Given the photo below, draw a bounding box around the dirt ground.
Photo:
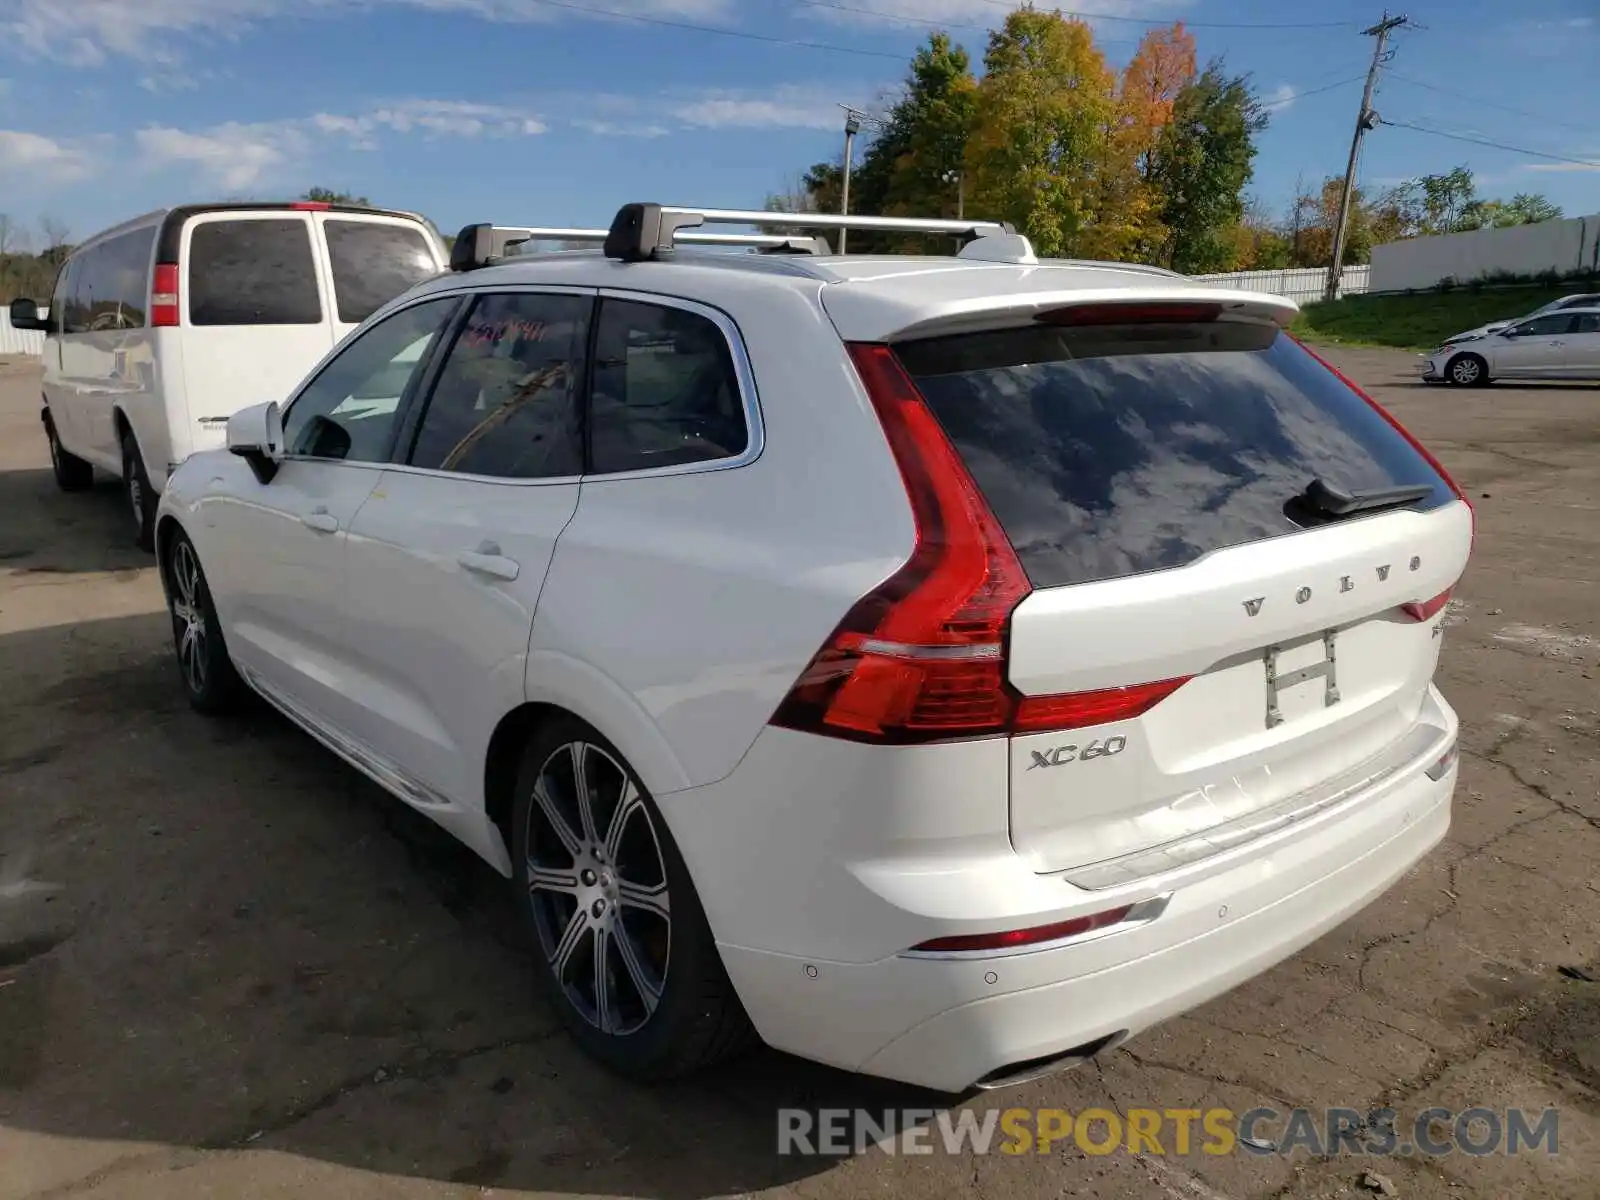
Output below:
[1,348,1597,1200]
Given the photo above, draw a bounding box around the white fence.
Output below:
[1370,214,1600,293]
[0,310,46,357]
[1191,265,1369,304]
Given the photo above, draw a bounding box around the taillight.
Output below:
[1402,588,1453,622]
[767,342,1188,745]
[150,263,179,327]
[292,200,331,210]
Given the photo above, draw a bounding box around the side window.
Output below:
[188,219,322,326]
[53,257,82,334]
[108,229,154,328]
[324,220,440,324]
[1575,313,1600,333]
[282,297,458,463]
[406,292,587,479]
[1514,314,1578,337]
[63,245,106,334]
[588,298,747,475]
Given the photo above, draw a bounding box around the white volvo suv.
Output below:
[154,203,1472,1093]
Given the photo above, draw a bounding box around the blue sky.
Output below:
[1,0,1596,247]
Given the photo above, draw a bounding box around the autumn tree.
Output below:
[1144,63,1266,272]
[883,34,978,220]
[964,9,1117,257]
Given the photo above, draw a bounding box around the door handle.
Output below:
[457,547,520,581]
[301,508,340,534]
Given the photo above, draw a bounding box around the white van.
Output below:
[7,202,448,549]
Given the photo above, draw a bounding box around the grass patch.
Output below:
[1291,286,1580,352]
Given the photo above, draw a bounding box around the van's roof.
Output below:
[75,202,439,257]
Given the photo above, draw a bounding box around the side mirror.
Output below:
[8,297,51,333]
[226,401,284,484]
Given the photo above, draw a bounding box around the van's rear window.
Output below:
[187,219,321,326]
[894,320,1453,589]
[325,221,438,323]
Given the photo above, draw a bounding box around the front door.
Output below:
[1491,312,1578,378]
[340,289,591,811]
[203,294,462,734]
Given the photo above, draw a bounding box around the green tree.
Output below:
[302,186,371,206]
[965,9,1118,257]
[881,33,978,220]
[1145,63,1267,272]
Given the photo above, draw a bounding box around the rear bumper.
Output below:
[673,691,1458,1094]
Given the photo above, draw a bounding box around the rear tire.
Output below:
[44,413,94,492]
[511,717,756,1080]
[1445,353,1489,388]
[121,429,158,552]
[164,528,245,715]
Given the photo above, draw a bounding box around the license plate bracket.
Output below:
[1264,629,1340,729]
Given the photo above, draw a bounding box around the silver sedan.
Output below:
[1421,307,1600,385]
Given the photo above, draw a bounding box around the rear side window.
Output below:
[187,219,321,326]
[324,220,439,323]
[895,319,1453,589]
[588,298,747,475]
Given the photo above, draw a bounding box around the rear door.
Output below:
[892,314,1472,878]
[315,213,445,345]
[179,212,337,443]
[1562,312,1600,377]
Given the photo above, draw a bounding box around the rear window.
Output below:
[895,319,1453,589]
[324,220,439,323]
[187,219,321,326]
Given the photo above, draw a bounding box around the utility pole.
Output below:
[839,106,864,254]
[1326,13,1410,301]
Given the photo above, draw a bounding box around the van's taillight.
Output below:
[1402,588,1453,622]
[292,201,331,210]
[150,264,179,327]
[767,343,1189,745]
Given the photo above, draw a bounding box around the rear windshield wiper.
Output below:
[1298,478,1433,518]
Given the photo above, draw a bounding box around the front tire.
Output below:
[1445,353,1489,387]
[121,429,158,552]
[165,529,245,715]
[511,719,755,1080]
[44,413,94,491]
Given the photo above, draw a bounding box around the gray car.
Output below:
[1422,307,1600,385]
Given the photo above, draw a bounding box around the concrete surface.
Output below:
[1,348,1596,1199]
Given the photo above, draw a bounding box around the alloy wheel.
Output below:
[169,540,208,694]
[524,741,671,1036]
[1450,357,1481,385]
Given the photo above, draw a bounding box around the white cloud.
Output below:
[2,0,738,64]
[799,0,1190,37]
[666,84,851,131]
[1265,83,1298,109]
[134,98,547,187]
[0,129,94,182]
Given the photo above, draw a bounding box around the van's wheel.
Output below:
[44,412,94,491]
[121,429,157,552]
[164,528,244,715]
[512,718,756,1080]
[1446,353,1489,387]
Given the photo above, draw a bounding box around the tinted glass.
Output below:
[59,255,89,334]
[283,297,456,463]
[1512,314,1577,336]
[188,219,321,326]
[86,230,153,329]
[325,220,439,323]
[1575,313,1600,333]
[589,298,746,475]
[408,292,587,479]
[896,320,1453,590]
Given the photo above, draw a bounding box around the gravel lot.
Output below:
[1,348,1597,1200]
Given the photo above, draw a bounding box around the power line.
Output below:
[972,0,1355,29]
[1261,74,1369,109]
[1385,71,1595,135]
[1378,118,1600,169]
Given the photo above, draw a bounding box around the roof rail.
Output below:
[449,223,831,271]
[602,203,1015,263]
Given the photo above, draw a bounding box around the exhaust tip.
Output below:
[971,1030,1128,1090]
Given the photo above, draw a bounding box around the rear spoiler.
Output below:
[829,286,1301,345]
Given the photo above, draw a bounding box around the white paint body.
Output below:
[157,248,1469,1092]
